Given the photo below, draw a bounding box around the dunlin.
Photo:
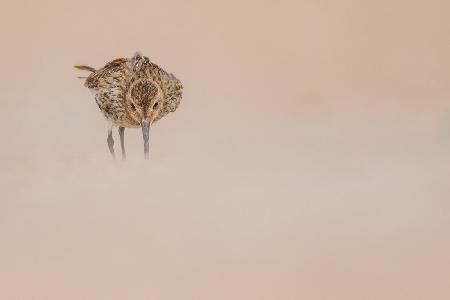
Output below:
[75,53,183,159]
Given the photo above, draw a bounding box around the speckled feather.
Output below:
[78,55,183,128]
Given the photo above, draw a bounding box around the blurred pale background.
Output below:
[1,0,450,299]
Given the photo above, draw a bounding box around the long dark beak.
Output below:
[141,119,151,159]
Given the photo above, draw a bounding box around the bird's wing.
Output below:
[85,58,130,89]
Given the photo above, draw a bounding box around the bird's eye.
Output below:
[153,102,159,109]
[131,103,136,111]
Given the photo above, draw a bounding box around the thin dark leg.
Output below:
[118,127,126,160]
[107,129,115,158]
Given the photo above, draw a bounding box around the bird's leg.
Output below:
[118,126,126,160]
[107,125,115,159]
[141,120,150,159]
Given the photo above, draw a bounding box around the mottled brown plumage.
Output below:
[75,53,183,159]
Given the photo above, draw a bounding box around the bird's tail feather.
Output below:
[74,65,96,72]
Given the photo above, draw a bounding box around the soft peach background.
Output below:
[1,0,450,299]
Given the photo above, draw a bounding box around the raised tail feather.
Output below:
[74,65,96,72]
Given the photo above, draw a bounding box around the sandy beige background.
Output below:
[1,0,450,299]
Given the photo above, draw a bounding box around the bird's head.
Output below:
[126,78,164,158]
[126,78,164,126]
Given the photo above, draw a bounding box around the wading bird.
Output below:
[75,53,183,159]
